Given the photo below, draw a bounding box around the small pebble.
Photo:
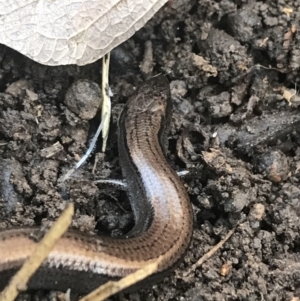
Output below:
[249,203,265,221]
[220,263,231,277]
[65,79,102,120]
[254,151,289,182]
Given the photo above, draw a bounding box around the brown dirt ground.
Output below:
[1,0,300,300]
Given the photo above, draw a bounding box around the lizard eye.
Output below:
[150,102,165,113]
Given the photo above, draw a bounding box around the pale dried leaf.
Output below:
[0,0,168,66]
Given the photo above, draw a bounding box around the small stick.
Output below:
[80,257,162,301]
[0,203,74,301]
[183,228,236,277]
[101,52,111,152]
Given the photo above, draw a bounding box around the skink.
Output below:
[0,75,193,294]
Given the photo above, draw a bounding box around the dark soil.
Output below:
[1,0,300,300]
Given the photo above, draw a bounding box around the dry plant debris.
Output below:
[0,0,168,66]
[80,257,162,301]
[183,228,236,277]
[0,204,74,301]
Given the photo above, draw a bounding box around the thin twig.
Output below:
[101,52,111,152]
[80,257,162,301]
[0,204,74,301]
[183,227,236,277]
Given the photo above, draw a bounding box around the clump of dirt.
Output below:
[0,0,300,300]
